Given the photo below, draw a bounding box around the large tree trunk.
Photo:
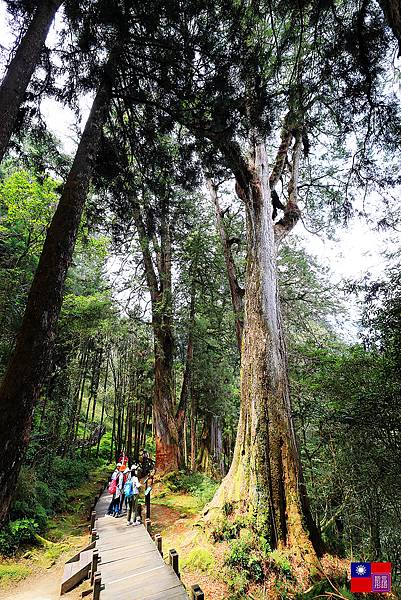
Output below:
[206,142,323,558]
[132,203,180,473]
[153,321,180,473]
[0,71,112,523]
[0,0,62,162]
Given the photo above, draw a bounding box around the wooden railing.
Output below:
[87,477,206,599]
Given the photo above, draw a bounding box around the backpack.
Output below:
[108,478,117,495]
[124,479,133,498]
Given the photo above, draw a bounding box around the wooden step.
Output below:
[60,548,93,595]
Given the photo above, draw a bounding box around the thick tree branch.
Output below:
[206,178,244,352]
[274,131,302,244]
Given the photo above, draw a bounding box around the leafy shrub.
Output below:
[248,554,264,581]
[225,568,249,599]
[226,538,252,568]
[212,515,247,541]
[51,456,88,489]
[269,549,292,577]
[0,519,39,556]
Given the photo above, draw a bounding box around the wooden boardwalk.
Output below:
[94,491,189,600]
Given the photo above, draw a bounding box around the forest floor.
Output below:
[0,464,109,600]
[1,476,397,600]
[0,476,230,600]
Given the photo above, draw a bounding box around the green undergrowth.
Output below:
[155,471,219,512]
[208,513,356,600]
[0,455,112,557]
[183,547,215,573]
[0,563,31,584]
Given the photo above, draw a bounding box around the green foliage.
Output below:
[0,563,30,583]
[0,519,39,556]
[225,537,264,582]
[183,547,215,572]
[162,471,218,508]
[225,568,249,599]
[225,537,252,568]
[269,549,292,577]
[212,515,248,542]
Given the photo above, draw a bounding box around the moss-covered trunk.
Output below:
[206,142,323,558]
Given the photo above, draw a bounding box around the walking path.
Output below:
[95,491,189,600]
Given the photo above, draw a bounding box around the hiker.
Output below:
[119,466,130,513]
[113,469,124,516]
[106,464,121,516]
[141,449,154,476]
[126,467,142,526]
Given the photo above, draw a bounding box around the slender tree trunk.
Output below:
[0,0,62,162]
[141,404,148,454]
[190,388,196,472]
[132,201,179,473]
[74,345,91,444]
[0,66,113,522]
[176,283,195,452]
[206,141,323,558]
[96,352,109,458]
[207,179,244,352]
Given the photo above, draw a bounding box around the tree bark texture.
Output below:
[207,179,244,352]
[153,321,179,472]
[380,0,401,54]
[176,282,195,453]
[206,141,323,558]
[0,70,112,523]
[132,203,180,473]
[0,0,62,162]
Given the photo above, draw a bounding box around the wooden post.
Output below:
[91,550,99,585]
[145,518,151,533]
[93,572,101,600]
[155,533,163,557]
[88,503,95,520]
[145,487,151,519]
[191,584,205,599]
[90,511,96,532]
[169,548,179,578]
[91,529,97,543]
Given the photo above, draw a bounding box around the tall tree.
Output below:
[0,0,63,162]
[0,51,118,522]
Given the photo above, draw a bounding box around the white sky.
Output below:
[1,1,399,342]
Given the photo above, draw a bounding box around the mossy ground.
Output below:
[153,477,401,600]
[2,470,399,600]
[0,462,111,597]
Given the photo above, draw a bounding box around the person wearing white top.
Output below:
[126,469,141,525]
